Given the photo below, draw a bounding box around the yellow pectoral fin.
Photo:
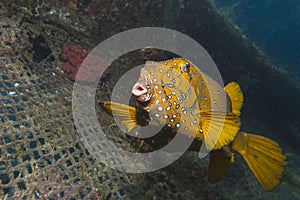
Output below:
[200,111,240,150]
[100,101,138,132]
[224,82,244,117]
[232,132,286,191]
[208,148,234,183]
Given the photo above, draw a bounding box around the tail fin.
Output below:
[232,132,286,191]
[224,82,244,117]
[100,101,138,132]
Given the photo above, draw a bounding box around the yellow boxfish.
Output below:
[100,58,286,191]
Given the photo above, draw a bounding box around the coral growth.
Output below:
[61,44,89,80]
[61,44,110,81]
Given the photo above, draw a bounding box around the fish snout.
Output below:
[132,83,148,96]
[132,82,151,102]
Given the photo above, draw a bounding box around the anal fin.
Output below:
[208,147,234,183]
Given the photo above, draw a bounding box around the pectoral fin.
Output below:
[100,101,138,132]
[199,111,240,150]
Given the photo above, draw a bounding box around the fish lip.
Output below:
[132,83,147,96]
[132,82,152,102]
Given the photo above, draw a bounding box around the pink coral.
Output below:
[61,44,109,81]
[61,44,89,80]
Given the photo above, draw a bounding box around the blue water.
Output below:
[214,0,300,80]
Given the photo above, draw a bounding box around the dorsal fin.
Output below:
[224,82,244,116]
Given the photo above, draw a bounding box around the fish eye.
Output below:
[181,63,190,73]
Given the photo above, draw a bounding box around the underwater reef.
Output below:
[0,0,299,199]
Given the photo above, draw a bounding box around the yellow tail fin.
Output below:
[232,132,286,191]
[100,101,138,132]
[224,82,244,117]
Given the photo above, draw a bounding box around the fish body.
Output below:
[131,58,239,149]
[101,58,285,191]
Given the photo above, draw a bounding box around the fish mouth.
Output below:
[132,82,152,102]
